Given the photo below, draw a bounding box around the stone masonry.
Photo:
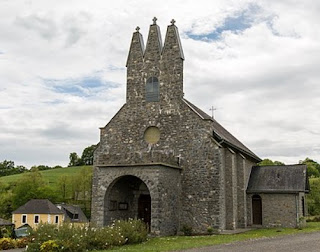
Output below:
[91,18,264,235]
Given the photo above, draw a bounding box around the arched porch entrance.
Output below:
[104,175,151,228]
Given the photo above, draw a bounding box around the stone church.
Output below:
[91,18,309,235]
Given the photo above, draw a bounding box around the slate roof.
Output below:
[247,164,309,193]
[12,199,64,214]
[183,98,261,161]
[0,218,13,226]
[56,204,88,223]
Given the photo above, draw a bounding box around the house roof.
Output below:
[247,164,309,193]
[12,199,64,214]
[182,98,261,161]
[56,204,88,223]
[0,218,13,226]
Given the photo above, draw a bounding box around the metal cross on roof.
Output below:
[171,19,176,25]
[209,106,217,119]
[153,17,157,24]
[135,26,140,32]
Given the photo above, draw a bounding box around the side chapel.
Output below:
[91,18,309,235]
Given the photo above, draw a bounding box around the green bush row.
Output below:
[27,219,148,251]
[0,237,29,250]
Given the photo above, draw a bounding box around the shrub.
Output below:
[83,225,126,250]
[0,227,13,238]
[207,226,214,235]
[181,225,193,236]
[16,237,29,248]
[26,219,148,251]
[40,240,59,252]
[0,237,16,250]
[113,219,148,244]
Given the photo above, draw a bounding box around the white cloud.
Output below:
[0,0,319,167]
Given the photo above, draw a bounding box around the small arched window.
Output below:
[146,77,159,102]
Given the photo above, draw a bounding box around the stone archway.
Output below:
[104,175,151,228]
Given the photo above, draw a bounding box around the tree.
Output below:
[11,170,58,210]
[58,175,70,201]
[81,144,97,165]
[258,159,285,166]
[0,160,15,176]
[0,160,27,177]
[68,152,82,167]
[69,166,93,217]
[0,182,13,219]
[307,178,320,215]
[299,158,320,178]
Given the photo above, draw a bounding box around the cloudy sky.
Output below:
[0,0,319,168]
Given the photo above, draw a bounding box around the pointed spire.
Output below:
[160,19,184,100]
[144,17,162,62]
[162,19,184,60]
[126,26,145,103]
[126,26,144,67]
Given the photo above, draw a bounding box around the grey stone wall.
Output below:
[92,21,259,235]
[252,193,298,228]
[224,148,237,229]
[236,154,246,228]
[91,165,181,235]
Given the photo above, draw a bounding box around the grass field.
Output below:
[105,222,320,252]
[0,165,93,187]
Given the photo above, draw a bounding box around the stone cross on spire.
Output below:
[153,17,157,25]
[135,26,140,32]
[171,19,176,25]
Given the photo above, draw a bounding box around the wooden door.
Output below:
[138,194,151,229]
[252,195,262,225]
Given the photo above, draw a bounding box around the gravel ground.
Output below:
[178,231,320,252]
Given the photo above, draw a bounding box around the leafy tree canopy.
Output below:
[68,152,82,167]
[81,144,97,165]
[11,169,58,210]
[300,157,320,178]
[69,144,97,167]
[0,160,27,177]
[258,159,285,166]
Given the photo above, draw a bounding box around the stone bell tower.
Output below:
[126,17,184,106]
[91,18,186,235]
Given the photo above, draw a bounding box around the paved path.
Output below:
[178,232,320,252]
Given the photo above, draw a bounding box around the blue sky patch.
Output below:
[45,76,119,97]
[187,4,260,41]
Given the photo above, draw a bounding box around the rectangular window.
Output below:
[22,215,27,224]
[54,215,59,224]
[34,215,39,224]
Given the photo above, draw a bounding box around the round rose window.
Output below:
[144,126,160,144]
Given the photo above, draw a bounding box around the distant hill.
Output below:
[0,165,93,188]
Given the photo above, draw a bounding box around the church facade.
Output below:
[91,19,308,235]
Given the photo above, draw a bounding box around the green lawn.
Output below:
[105,222,320,252]
[0,165,92,188]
